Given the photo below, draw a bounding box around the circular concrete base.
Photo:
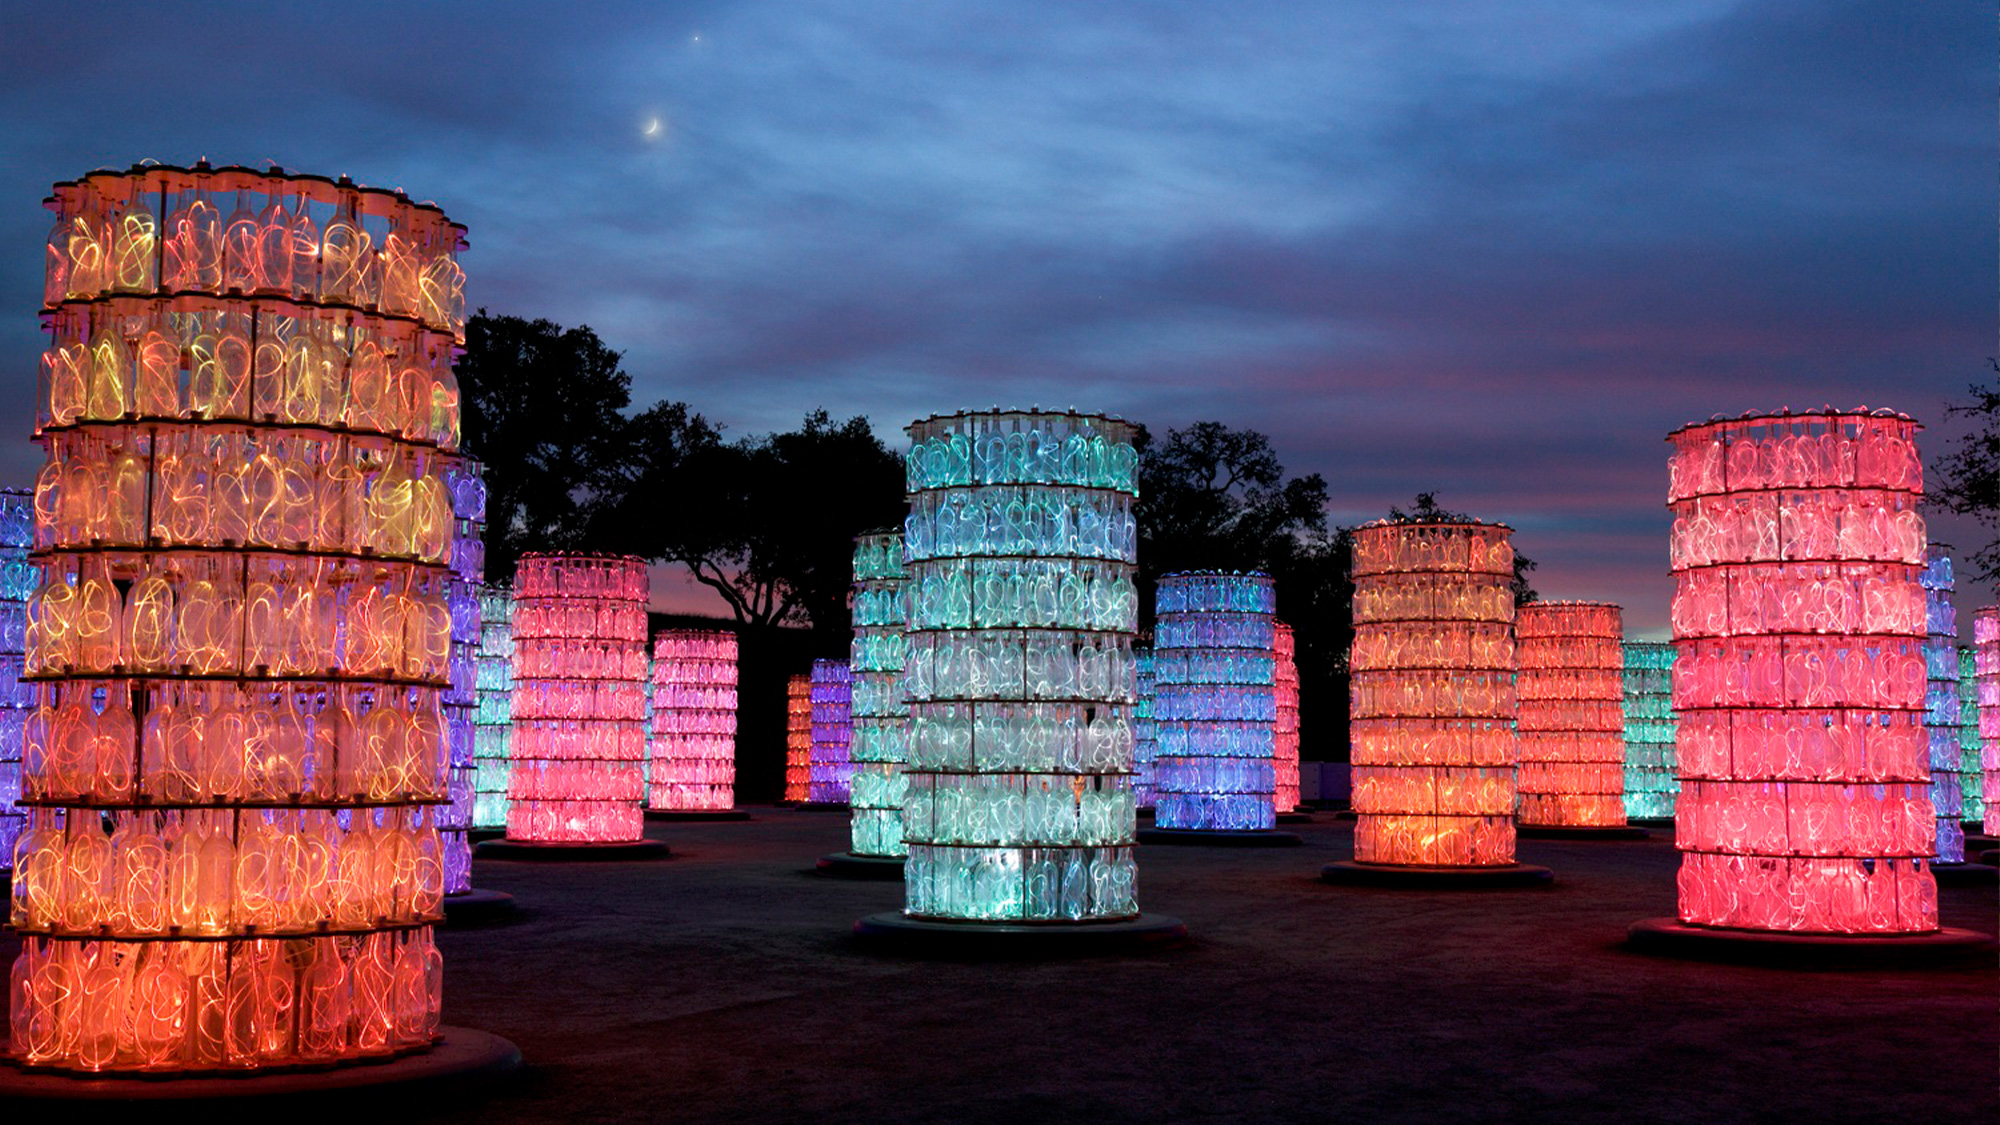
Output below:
[1137,827,1304,847]
[645,808,751,822]
[794,801,849,813]
[0,1027,520,1100]
[1321,860,1555,889]
[853,912,1188,955]
[442,888,518,925]
[1932,862,1999,886]
[817,852,906,880]
[1628,817,1675,830]
[1963,834,1998,854]
[1330,809,1357,821]
[475,838,671,861]
[1275,810,1315,824]
[1626,917,1996,968]
[467,827,506,845]
[1517,824,1652,841]
[1978,850,1999,868]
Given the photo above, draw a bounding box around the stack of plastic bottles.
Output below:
[808,659,853,804]
[1273,622,1301,814]
[1619,641,1678,821]
[1920,548,1965,863]
[1960,646,1983,825]
[899,410,1141,922]
[0,490,30,871]
[848,531,908,856]
[1979,607,2000,837]
[438,458,485,893]
[1133,648,1157,811]
[506,554,648,844]
[472,586,514,830]
[1515,601,1627,828]
[1667,409,1935,933]
[784,673,811,803]
[647,630,738,811]
[13,164,464,1071]
[1348,520,1520,866]
[1151,572,1277,832]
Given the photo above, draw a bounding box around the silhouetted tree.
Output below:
[614,410,905,633]
[1385,492,1539,605]
[1135,421,1331,628]
[1930,363,2000,583]
[456,311,713,583]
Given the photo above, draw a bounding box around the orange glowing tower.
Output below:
[1514,601,1641,837]
[14,164,469,1071]
[783,672,812,803]
[1325,519,1551,886]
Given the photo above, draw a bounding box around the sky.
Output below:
[0,0,1990,635]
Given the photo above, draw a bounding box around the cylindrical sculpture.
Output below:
[472,586,514,830]
[1920,549,1965,863]
[808,659,853,805]
[1273,621,1301,815]
[1346,520,1520,867]
[1133,648,1157,811]
[647,630,738,812]
[1620,641,1678,821]
[1960,646,1984,826]
[439,457,485,894]
[897,409,1140,922]
[506,554,648,844]
[783,673,811,803]
[0,490,30,871]
[14,164,466,1070]
[848,532,908,857]
[1151,571,1277,832]
[1515,601,1627,829]
[1978,607,2000,837]
[1666,409,1934,933]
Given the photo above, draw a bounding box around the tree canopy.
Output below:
[1930,364,2000,582]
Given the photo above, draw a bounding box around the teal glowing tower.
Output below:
[848,531,909,857]
[0,489,28,870]
[1960,646,1983,825]
[1620,641,1677,821]
[472,585,514,830]
[897,410,1142,922]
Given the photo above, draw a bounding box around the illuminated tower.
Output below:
[1133,648,1158,812]
[646,629,743,819]
[1632,409,1986,961]
[1514,601,1642,837]
[783,672,811,803]
[1273,621,1302,816]
[438,457,483,894]
[1141,571,1300,845]
[472,585,514,830]
[1959,646,1984,827]
[0,489,29,872]
[483,553,664,858]
[1620,641,1678,822]
[9,163,515,1076]
[821,531,908,874]
[1979,607,2000,839]
[806,658,853,806]
[1326,519,1550,886]
[857,409,1184,950]
[1919,549,1966,865]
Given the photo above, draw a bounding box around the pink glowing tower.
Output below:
[1514,601,1634,833]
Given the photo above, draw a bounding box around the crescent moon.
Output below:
[643,117,662,137]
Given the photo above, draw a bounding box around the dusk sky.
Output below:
[0,1,1989,633]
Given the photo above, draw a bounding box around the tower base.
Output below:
[1321,860,1555,889]
[794,802,850,813]
[853,912,1188,956]
[1626,918,1996,968]
[817,852,906,879]
[442,888,519,925]
[475,838,671,862]
[1137,827,1304,847]
[0,1027,521,1100]
[1275,810,1316,825]
[645,808,752,822]
[1517,824,1652,841]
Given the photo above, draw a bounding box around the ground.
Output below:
[412,810,1995,1124]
